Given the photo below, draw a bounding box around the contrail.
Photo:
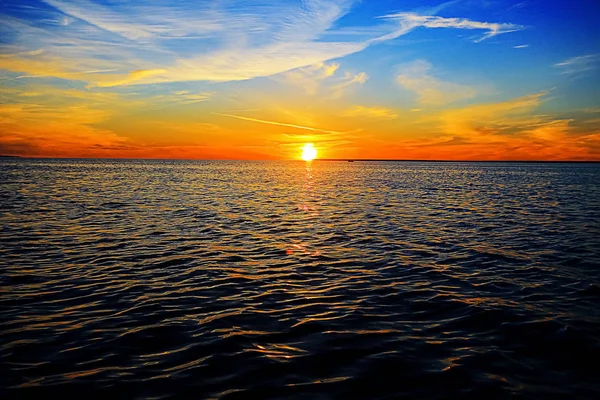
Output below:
[212,112,341,134]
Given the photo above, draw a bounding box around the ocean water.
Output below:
[1,159,600,399]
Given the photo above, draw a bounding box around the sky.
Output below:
[1,0,599,160]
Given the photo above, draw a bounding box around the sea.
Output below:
[1,158,599,399]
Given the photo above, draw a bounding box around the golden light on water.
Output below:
[301,143,317,161]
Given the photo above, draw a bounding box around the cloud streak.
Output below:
[42,0,154,40]
[376,12,524,43]
[342,106,398,120]
[212,112,342,134]
[555,54,600,75]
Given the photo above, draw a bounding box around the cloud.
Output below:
[1,1,524,86]
[92,69,167,87]
[328,70,368,97]
[555,54,600,75]
[342,106,398,120]
[380,92,600,160]
[0,83,158,157]
[143,91,213,107]
[396,60,477,105]
[41,0,367,86]
[40,0,226,40]
[275,62,367,98]
[514,44,529,49]
[0,85,121,104]
[92,42,368,87]
[339,71,368,86]
[41,0,155,40]
[170,91,212,103]
[0,51,121,82]
[378,12,524,43]
[0,99,131,157]
[276,62,340,95]
[438,91,548,139]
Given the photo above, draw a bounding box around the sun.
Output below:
[301,143,317,161]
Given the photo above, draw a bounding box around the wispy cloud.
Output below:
[0,49,123,82]
[342,106,398,120]
[331,71,368,95]
[423,0,463,15]
[40,0,224,40]
[212,112,342,134]
[378,12,524,43]
[273,62,368,99]
[438,91,548,140]
[555,54,600,75]
[170,91,212,103]
[276,62,341,95]
[92,69,167,87]
[1,1,524,86]
[396,60,477,105]
[146,91,213,107]
[0,85,134,157]
[514,44,529,49]
[42,0,154,40]
[385,92,600,161]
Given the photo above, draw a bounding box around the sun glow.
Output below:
[301,143,317,161]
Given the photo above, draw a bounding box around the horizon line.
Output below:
[1,155,599,163]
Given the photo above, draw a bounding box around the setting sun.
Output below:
[301,143,317,161]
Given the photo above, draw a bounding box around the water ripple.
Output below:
[1,159,600,399]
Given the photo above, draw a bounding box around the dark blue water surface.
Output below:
[1,159,600,399]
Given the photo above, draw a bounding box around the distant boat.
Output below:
[348,160,354,162]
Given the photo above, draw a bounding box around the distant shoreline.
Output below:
[315,159,600,163]
[1,156,598,163]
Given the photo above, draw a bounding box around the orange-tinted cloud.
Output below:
[368,93,600,161]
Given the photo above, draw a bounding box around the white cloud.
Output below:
[555,54,600,75]
[329,71,368,98]
[42,0,155,40]
[378,12,524,43]
[270,61,368,99]
[41,0,225,40]
[396,60,477,105]
[276,62,339,95]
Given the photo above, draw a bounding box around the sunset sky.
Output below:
[1,0,599,160]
